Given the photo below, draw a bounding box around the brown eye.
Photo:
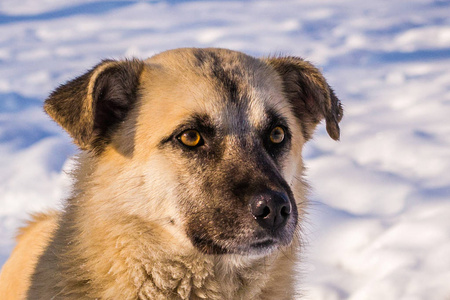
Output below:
[269,126,285,144]
[179,130,202,147]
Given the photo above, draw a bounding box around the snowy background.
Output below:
[1,0,449,299]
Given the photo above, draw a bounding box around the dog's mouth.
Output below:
[249,238,276,249]
[192,236,230,255]
[191,234,287,256]
[188,212,298,256]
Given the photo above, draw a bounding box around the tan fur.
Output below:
[0,212,58,300]
[0,48,342,299]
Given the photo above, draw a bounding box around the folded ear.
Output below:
[265,56,343,141]
[44,59,144,152]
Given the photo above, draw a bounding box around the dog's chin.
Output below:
[192,236,290,256]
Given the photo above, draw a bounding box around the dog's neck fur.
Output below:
[28,152,299,299]
[33,205,298,299]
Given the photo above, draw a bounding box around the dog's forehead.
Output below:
[140,48,288,133]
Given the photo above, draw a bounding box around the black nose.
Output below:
[250,191,292,230]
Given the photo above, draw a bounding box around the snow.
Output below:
[1,0,449,299]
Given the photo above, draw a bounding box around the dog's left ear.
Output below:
[265,57,343,141]
[44,59,144,152]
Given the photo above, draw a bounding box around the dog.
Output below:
[0,48,343,299]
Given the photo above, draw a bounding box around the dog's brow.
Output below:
[181,113,215,132]
[158,113,215,146]
[264,109,289,130]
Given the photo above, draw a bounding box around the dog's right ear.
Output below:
[265,56,343,141]
[44,59,144,152]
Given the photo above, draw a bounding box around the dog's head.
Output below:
[45,48,342,256]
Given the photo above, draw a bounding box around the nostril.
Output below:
[280,203,291,217]
[262,206,271,218]
[251,199,271,219]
